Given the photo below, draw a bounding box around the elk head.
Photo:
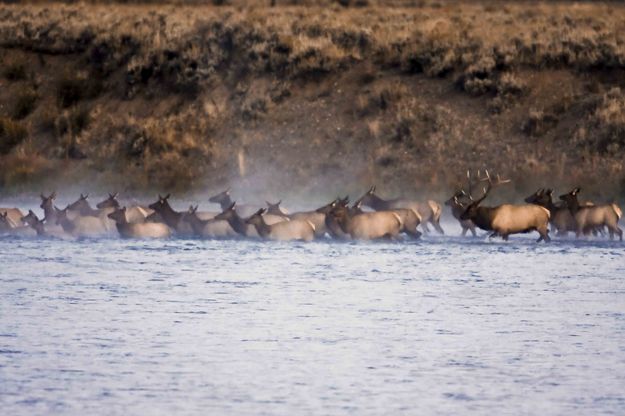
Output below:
[459,170,510,220]
[97,192,120,209]
[356,186,376,206]
[558,187,581,211]
[245,208,267,226]
[265,200,288,216]
[316,197,349,214]
[40,191,57,210]
[107,207,127,223]
[214,202,237,221]
[209,188,231,204]
[148,194,171,211]
[67,193,91,211]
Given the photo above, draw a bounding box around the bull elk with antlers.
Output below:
[459,171,551,242]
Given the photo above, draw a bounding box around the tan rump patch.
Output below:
[135,206,149,218]
[427,200,441,220]
[391,212,403,227]
[306,220,316,232]
[409,208,422,223]
[538,206,551,220]
[612,204,622,220]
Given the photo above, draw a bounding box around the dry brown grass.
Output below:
[0,2,624,197]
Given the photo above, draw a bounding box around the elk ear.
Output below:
[537,188,544,195]
[29,209,35,215]
[227,201,236,211]
[277,200,282,205]
[266,201,272,207]
[51,191,56,199]
[546,189,553,196]
[572,187,580,196]
[40,193,45,200]
[84,193,89,199]
[369,185,376,194]
[225,187,231,195]
[122,206,127,212]
[164,193,171,200]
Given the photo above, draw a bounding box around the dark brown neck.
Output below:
[58,216,76,233]
[42,203,58,222]
[156,203,182,228]
[365,194,392,210]
[566,197,581,216]
[251,217,271,237]
[469,206,497,231]
[219,195,234,210]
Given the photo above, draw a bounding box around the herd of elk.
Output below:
[0,181,621,242]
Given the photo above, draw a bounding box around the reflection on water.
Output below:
[1,234,624,415]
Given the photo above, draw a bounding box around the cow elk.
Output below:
[327,203,402,240]
[148,194,194,236]
[96,193,154,224]
[209,188,257,217]
[559,188,622,241]
[107,207,171,239]
[55,206,111,238]
[0,211,35,236]
[213,202,260,237]
[315,197,351,239]
[266,200,327,238]
[22,210,72,239]
[353,191,422,239]
[358,186,443,234]
[181,205,239,239]
[0,207,25,227]
[40,192,60,223]
[245,208,315,242]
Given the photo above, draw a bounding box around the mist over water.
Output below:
[1,229,624,415]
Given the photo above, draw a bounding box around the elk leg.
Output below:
[431,220,445,235]
[488,232,498,239]
[406,229,422,240]
[537,228,550,243]
[461,227,467,237]
[421,222,431,234]
[502,234,509,241]
[470,226,477,237]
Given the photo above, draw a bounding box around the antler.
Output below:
[474,169,511,202]
[465,169,491,201]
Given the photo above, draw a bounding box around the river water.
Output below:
[1,229,624,415]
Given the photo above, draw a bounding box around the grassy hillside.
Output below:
[1,1,625,201]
